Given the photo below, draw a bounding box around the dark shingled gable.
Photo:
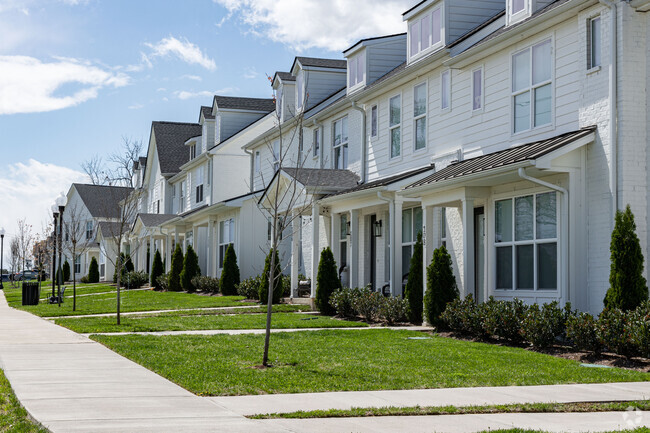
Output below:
[275,72,295,82]
[137,213,176,228]
[200,106,215,120]
[214,96,275,112]
[295,56,347,70]
[282,168,360,190]
[151,121,203,176]
[73,184,133,219]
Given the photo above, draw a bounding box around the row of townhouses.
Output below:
[61,0,650,314]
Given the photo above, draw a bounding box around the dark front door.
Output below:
[370,214,377,290]
[474,207,485,303]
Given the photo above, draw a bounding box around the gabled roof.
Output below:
[343,32,407,55]
[200,106,214,121]
[137,213,176,228]
[73,184,133,219]
[326,165,434,198]
[282,168,360,190]
[406,127,596,190]
[294,56,347,70]
[275,72,295,82]
[151,121,203,176]
[97,221,124,238]
[213,96,275,112]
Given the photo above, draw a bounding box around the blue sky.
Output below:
[0,0,410,258]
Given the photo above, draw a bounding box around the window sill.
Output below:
[586,65,601,75]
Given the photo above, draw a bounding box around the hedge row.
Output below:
[330,286,409,324]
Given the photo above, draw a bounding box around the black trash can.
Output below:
[21,282,40,306]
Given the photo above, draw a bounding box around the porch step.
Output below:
[286,297,315,310]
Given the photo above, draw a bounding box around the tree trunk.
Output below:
[262,247,276,367]
[72,245,77,311]
[116,256,121,325]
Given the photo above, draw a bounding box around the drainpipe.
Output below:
[377,191,394,293]
[244,148,254,193]
[517,168,570,304]
[599,0,618,224]
[351,102,367,183]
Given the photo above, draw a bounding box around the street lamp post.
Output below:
[55,193,67,307]
[0,227,5,290]
[51,204,59,299]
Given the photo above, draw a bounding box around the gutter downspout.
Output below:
[351,102,367,183]
[377,191,394,293]
[244,148,254,193]
[518,168,570,304]
[600,0,618,224]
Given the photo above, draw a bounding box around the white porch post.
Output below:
[422,204,434,297]
[149,234,154,273]
[310,203,320,298]
[350,209,360,289]
[207,220,214,277]
[165,233,172,272]
[291,212,300,298]
[393,199,403,296]
[462,198,475,298]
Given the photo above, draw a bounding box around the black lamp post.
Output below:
[55,193,67,307]
[51,204,59,299]
[0,227,5,290]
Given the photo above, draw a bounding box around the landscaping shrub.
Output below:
[483,297,528,342]
[88,257,99,283]
[316,247,341,315]
[424,245,458,326]
[604,205,649,311]
[282,274,292,297]
[521,302,565,349]
[330,287,360,318]
[379,296,409,324]
[180,245,200,293]
[192,275,220,293]
[404,232,423,325]
[80,275,89,284]
[597,307,638,358]
[169,244,184,292]
[259,249,282,304]
[219,244,240,296]
[156,273,170,291]
[119,271,148,289]
[113,253,134,284]
[150,250,164,290]
[631,302,650,358]
[566,312,602,354]
[63,260,70,282]
[352,286,383,322]
[237,276,261,300]
[440,294,488,337]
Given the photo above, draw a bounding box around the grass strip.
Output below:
[249,400,650,419]
[0,369,48,433]
[479,429,649,433]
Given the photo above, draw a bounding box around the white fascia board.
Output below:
[534,133,594,169]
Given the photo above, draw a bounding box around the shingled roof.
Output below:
[283,168,360,190]
[295,56,347,70]
[97,221,125,238]
[200,106,215,120]
[73,184,133,219]
[137,213,176,228]
[151,121,203,176]
[214,96,275,112]
[275,72,295,82]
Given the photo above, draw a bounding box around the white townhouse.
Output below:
[62,183,132,281]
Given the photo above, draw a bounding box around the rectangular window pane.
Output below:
[413,207,423,240]
[532,40,552,85]
[390,127,401,158]
[389,96,400,127]
[402,208,413,243]
[512,0,525,13]
[342,116,348,142]
[415,118,426,150]
[441,207,447,239]
[340,241,347,267]
[534,83,552,127]
[340,214,348,240]
[357,51,365,83]
[515,195,534,241]
[591,17,601,68]
[536,192,557,239]
[414,84,426,117]
[371,105,378,136]
[472,69,482,110]
[441,71,450,109]
[496,246,513,289]
[513,50,530,92]
[334,120,341,146]
[514,91,531,133]
[402,245,412,276]
[432,8,441,45]
[410,21,419,56]
[421,14,430,50]
[495,199,513,243]
[516,244,534,289]
[538,243,557,290]
[349,58,356,86]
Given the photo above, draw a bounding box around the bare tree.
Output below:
[16,218,34,281]
[83,137,142,187]
[81,155,107,186]
[8,237,20,287]
[62,203,94,311]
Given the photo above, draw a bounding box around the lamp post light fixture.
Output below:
[51,204,59,299]
[55,193,67,307]
[0,227,5,290]
[373,220,383,237]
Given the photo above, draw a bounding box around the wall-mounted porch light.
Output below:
[373,220,383,237]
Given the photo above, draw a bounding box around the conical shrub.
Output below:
[405,232,423,324]
[88,257,99,283]
[424,245,458,326]
[150,250,164,290]
[220,244,240,295]
[169,244,184,291]
[180,244,200,292]
[316,247,340,315]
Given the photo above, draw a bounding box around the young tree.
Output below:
[424,245,458,326]
[8,237,20,287]
[315,247,340,315]
[88,257,99,283]
[16,218,34,281]
[62,203,94,310]
[220,244,240,295]
[180,244,200,292]
[259,249,283,304]
[150,249,164,290]
[604,205,649,310]
[169,244,184,291]
[405,232,424,325]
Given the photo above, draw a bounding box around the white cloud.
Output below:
[128,103,144,110]
[181,74,202,81]
[213,0,410,52]
[173,87,237,99]
[0,159,88,261]
[0,55,130,115]
[243,66,258,80]
[144,36,216,71]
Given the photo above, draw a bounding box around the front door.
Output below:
[474,207,485,303]
[370,214,377,291]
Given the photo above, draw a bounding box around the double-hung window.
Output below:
[495,192,558,291]
[588,16,601,69]
[389,95,401,158]
[333,116,348,169]
[339,214,348,268]
[402,207,423,274]
[348,51,366,88]
[190,144,196,160]
[272,140,280,172]
[86,221,93,240]
[512,0,526,14]
[74,255,81,274]
[219,218,234,268]
[179,181,185,213]
[409,7,442,59]
[313,129,320,158]
[413,83,427,151]
[472,68,483,111]
[195,166,204,203]
[441,70,451,110]
[370,105,378,137]
[512,39,553,133]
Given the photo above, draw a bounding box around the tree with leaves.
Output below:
[220,244,240,295]
[315,247,340,315]
[405,232,424,325]
[88,257,99,283]
[425,245,458,326]
[180,244,200,292]
[604,205,649,310]
[150,249,164,290]
[169,244,183,291]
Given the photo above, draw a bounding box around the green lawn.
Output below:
[56,312,367,333]
[92,329,650,396]
[0,369,47,433]
[6,288,250,317]
[4,283,120,304]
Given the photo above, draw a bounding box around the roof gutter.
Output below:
[351,101,367,183]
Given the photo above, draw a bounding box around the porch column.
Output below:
[165,234,171,272]
[331,213,339,268]
[350,209,360,289]
[393,199,403,296]
[206,220,214,277]
[462,198,475,298]
[149,234,154,273]
[422,204,434,298]
[310,203,320,298]
[291,212,300,297]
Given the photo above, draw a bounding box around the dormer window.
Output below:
[512,0,525,14]
[348,50,366,89]
[507,0,530,25]
[409,6,442,60]
[190,144,196,159]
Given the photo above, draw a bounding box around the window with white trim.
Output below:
[179,181,185,213]
[313,129,320,158]
[495,192,557,291]
[86,220,93,240]
[337,214,347,270]
[190,144,196,160]
[348,51,366,88]
[512,0,526,14]
[512,39,552,133]
[195,166,204,203]
[402,207,423,276]
[472,67,483,111]
[389,95,401,158]
[409,7,442,59]
[255,151,261,173]
[74,255,81,274]
[273,140,280,172]
[333,116,348,169]
[588,16,601,69]
[413,83,427,151]
[219,218,234,268]
[441,70,451,110]
[440,207,447,248]
[370,105,378,137]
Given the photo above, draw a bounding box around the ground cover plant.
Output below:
[56,311,367,333]
[91,329,649,396]
[0,368,48,433]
